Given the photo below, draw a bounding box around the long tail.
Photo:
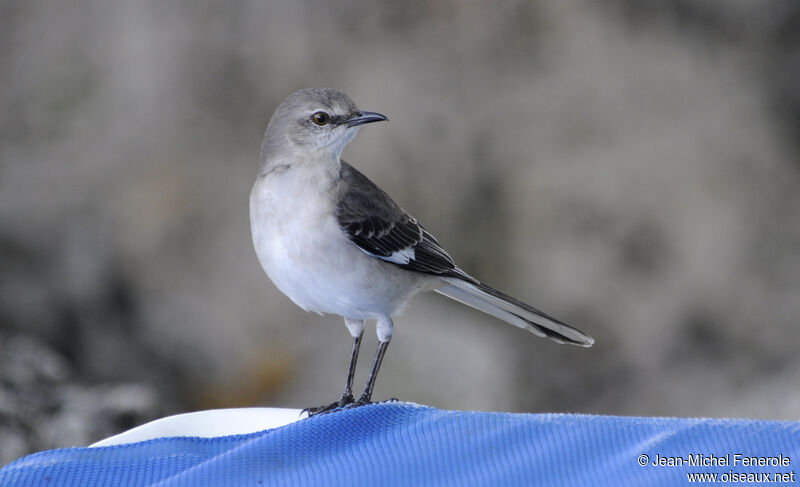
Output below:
[435,277,594,347]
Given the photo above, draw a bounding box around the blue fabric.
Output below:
[1,403,798,486]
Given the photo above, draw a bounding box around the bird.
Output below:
[249,88,593,415]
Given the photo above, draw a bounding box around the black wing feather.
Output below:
[336,161,473,281]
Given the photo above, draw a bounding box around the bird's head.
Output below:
[263,88,387,161]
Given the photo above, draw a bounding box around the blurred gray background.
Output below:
[2,0,800,463]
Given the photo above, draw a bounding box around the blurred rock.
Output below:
[0,332,166,465]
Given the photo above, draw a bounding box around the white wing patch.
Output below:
[354,244,416,265]
[386,246,416,264]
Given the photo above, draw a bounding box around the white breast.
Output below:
[249,167,430,320]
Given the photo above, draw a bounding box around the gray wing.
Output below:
[336,161,474,281]
[336,162,594,347]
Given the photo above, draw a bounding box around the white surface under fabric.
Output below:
[90,408,307,447]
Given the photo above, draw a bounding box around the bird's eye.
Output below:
[312,111,330,126]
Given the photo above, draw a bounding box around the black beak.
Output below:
[347,111,388,128]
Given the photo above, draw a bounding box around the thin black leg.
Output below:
[304,332,363,416]
[357,339,390,404]
[340,333,362,403]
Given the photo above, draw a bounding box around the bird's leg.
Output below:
[356,340,389,405]
[356,316,393,405]
[304,319,364,416]
[340,319,364,404]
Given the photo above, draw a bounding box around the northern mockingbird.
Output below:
[250,88,593,415]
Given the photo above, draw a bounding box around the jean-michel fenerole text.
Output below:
[651,453,790,467]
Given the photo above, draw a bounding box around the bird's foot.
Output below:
[303,393,355,417]
[303,396,402,417]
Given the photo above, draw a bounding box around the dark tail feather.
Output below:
[435,277,594,347]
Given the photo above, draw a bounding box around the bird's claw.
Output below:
[303,393,356,417]
[303,396,401,417]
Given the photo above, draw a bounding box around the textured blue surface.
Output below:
[1,403,798,486]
